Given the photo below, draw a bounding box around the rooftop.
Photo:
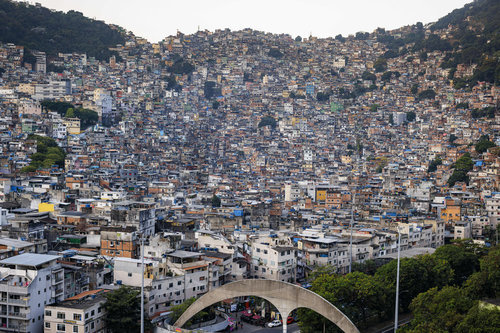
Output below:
[0,253,60,267]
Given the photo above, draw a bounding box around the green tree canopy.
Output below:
[475,136,496,154]
[211,194,221,208]
[433,243,480,285]
[258,116,277,129]
[404,286,473,332]
[103,286,141,333]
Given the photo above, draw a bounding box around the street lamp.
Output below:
[394,227,401,332]
[348,189,356,273]
[140,233,145,333]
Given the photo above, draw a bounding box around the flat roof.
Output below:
[167,250,202,259]
[0,253,60,267]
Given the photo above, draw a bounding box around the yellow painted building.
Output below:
[39,202,54,212]
[62,118,80,135]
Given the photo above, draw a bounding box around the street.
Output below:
[236,322,300,333]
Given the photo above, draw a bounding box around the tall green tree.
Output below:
[103,286,141,333]
[404,286,473,333]
[433,243,480,285]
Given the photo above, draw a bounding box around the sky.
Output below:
[25,0,473,43]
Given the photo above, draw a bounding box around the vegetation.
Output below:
[0,0,124,60]
[406,111,416,122]
[41,100,98,130]
[203,81,220,100]
[258,115,277,129]
[373,58,387,72]
[471,106,496,119]
[211,194,221,208]
[169,297,214,327]
[316,90,332,102]
[448,153,474,187]
[167,54,195,75]
[268,48,283,59]
[417,89,436,100]
[427,157,442,173]
[475,135,496,154]
[21,135,65,172]
[299,242,496,333]
[103,286,142,333]
[361,71,377,83]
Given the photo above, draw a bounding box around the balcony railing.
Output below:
[0,298,29,306]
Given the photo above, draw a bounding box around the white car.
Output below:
[267,319,282,327]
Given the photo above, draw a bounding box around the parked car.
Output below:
[267,319,282,327]
[287,316,294,324]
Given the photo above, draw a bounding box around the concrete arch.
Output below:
[174,279,359,333]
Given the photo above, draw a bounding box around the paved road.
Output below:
[237,322,299,333]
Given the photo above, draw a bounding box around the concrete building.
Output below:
[0,254,64,333]
[44,289,107,333]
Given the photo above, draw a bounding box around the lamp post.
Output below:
[348,190,356,273]
[394,227,401,332]
[140,233,145,333]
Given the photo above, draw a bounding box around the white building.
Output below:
[33,80,71,100]
[44,290,107,333]
[0,254,64,333]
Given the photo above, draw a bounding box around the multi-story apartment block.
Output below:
[44,289,107,333]
[251,242,297,282]
[0,254,64,333]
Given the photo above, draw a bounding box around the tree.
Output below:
[258,116,277,129]
[406,111,416,122]
[374,58,387,72]
[211,194,221,208]
[405,286,473,332]
[169,297,212,327]
[370,104,379,112]
[418,89,436,100]
[448,153,474,186]
[268,48,283,59]
[434,244,480,285]
[410,84,419,94]
[456,302,500,333]
[428,157,442,173]
[361,71,376,82]
[299,272,391,332]
[464,246,500,299]
[103,286,141,333]
[475,137,496,154]
[374,256,452,312]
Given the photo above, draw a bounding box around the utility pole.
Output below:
[394,228,401,332]
[141,234,145,333]
[349,159,357,274]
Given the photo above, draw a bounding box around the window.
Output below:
[73,326,79,332]
[128,273,132,277]
[91,310,95,316]
[57,312,65,319]
[74,314,82,320]
[45,322,50,328]
[45,310,52,316]
[98,307,102,313]
[57,323,66,331]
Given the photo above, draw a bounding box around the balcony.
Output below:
[0,311,28,318]
[0,284,28,295]
[0,298,29,306]
[0,323,28,332]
